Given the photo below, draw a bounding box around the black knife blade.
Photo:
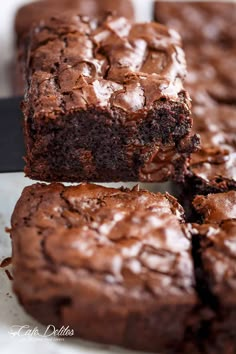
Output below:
[0,97,25,172]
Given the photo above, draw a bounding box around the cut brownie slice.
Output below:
[22,14,198,183]
[14,0,134,95]
[154,1,236,48]
[11,183,199,352]
[191,219,236,353]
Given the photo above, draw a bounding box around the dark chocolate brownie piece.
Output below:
[193,191,236,224]
[191,219,236,353]
[154,1,236,48]
[11,183,199,352]
[14,0,134,96]
[189,103,236,194]
[22,14,197,183]
[187,191,236,351]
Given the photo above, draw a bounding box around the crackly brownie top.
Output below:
[193,191,236,224]
[12,183,196,303]
[23,15,189,119]
[15,0,134,39]
[155,1,236,46]
[190,104,236,183]
[191,219,236,303]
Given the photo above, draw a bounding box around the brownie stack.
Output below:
[9,1,236,353]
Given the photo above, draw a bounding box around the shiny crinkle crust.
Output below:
[23,15,189,119]
[11,183,197,351]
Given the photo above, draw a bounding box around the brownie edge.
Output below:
[11,183,199,353]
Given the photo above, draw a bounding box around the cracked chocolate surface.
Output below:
[14,0,134,95]
[11,183,198,352]
[11,184,236,352]
[24,15,188,116]
[22,14,197,183]
[154,2,236,105]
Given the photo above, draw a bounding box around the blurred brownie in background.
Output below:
[15,0,134,41]
[154,2,236,104]
[154,1,236,219]
[185,44,236,106]
[22,14,198,183]
[187,103,236,195]
[174,103,236,221]
[13,0,134,95]
[154,1,236,48]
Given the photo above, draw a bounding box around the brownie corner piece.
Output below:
[11,182,198,352]
[23,14,197,183]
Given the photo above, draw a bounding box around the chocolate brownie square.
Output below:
[188,191,236,352]
[22,14,198,183]
[191,219,236,354]
[14,0,134,95]
[11,183,199,352]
